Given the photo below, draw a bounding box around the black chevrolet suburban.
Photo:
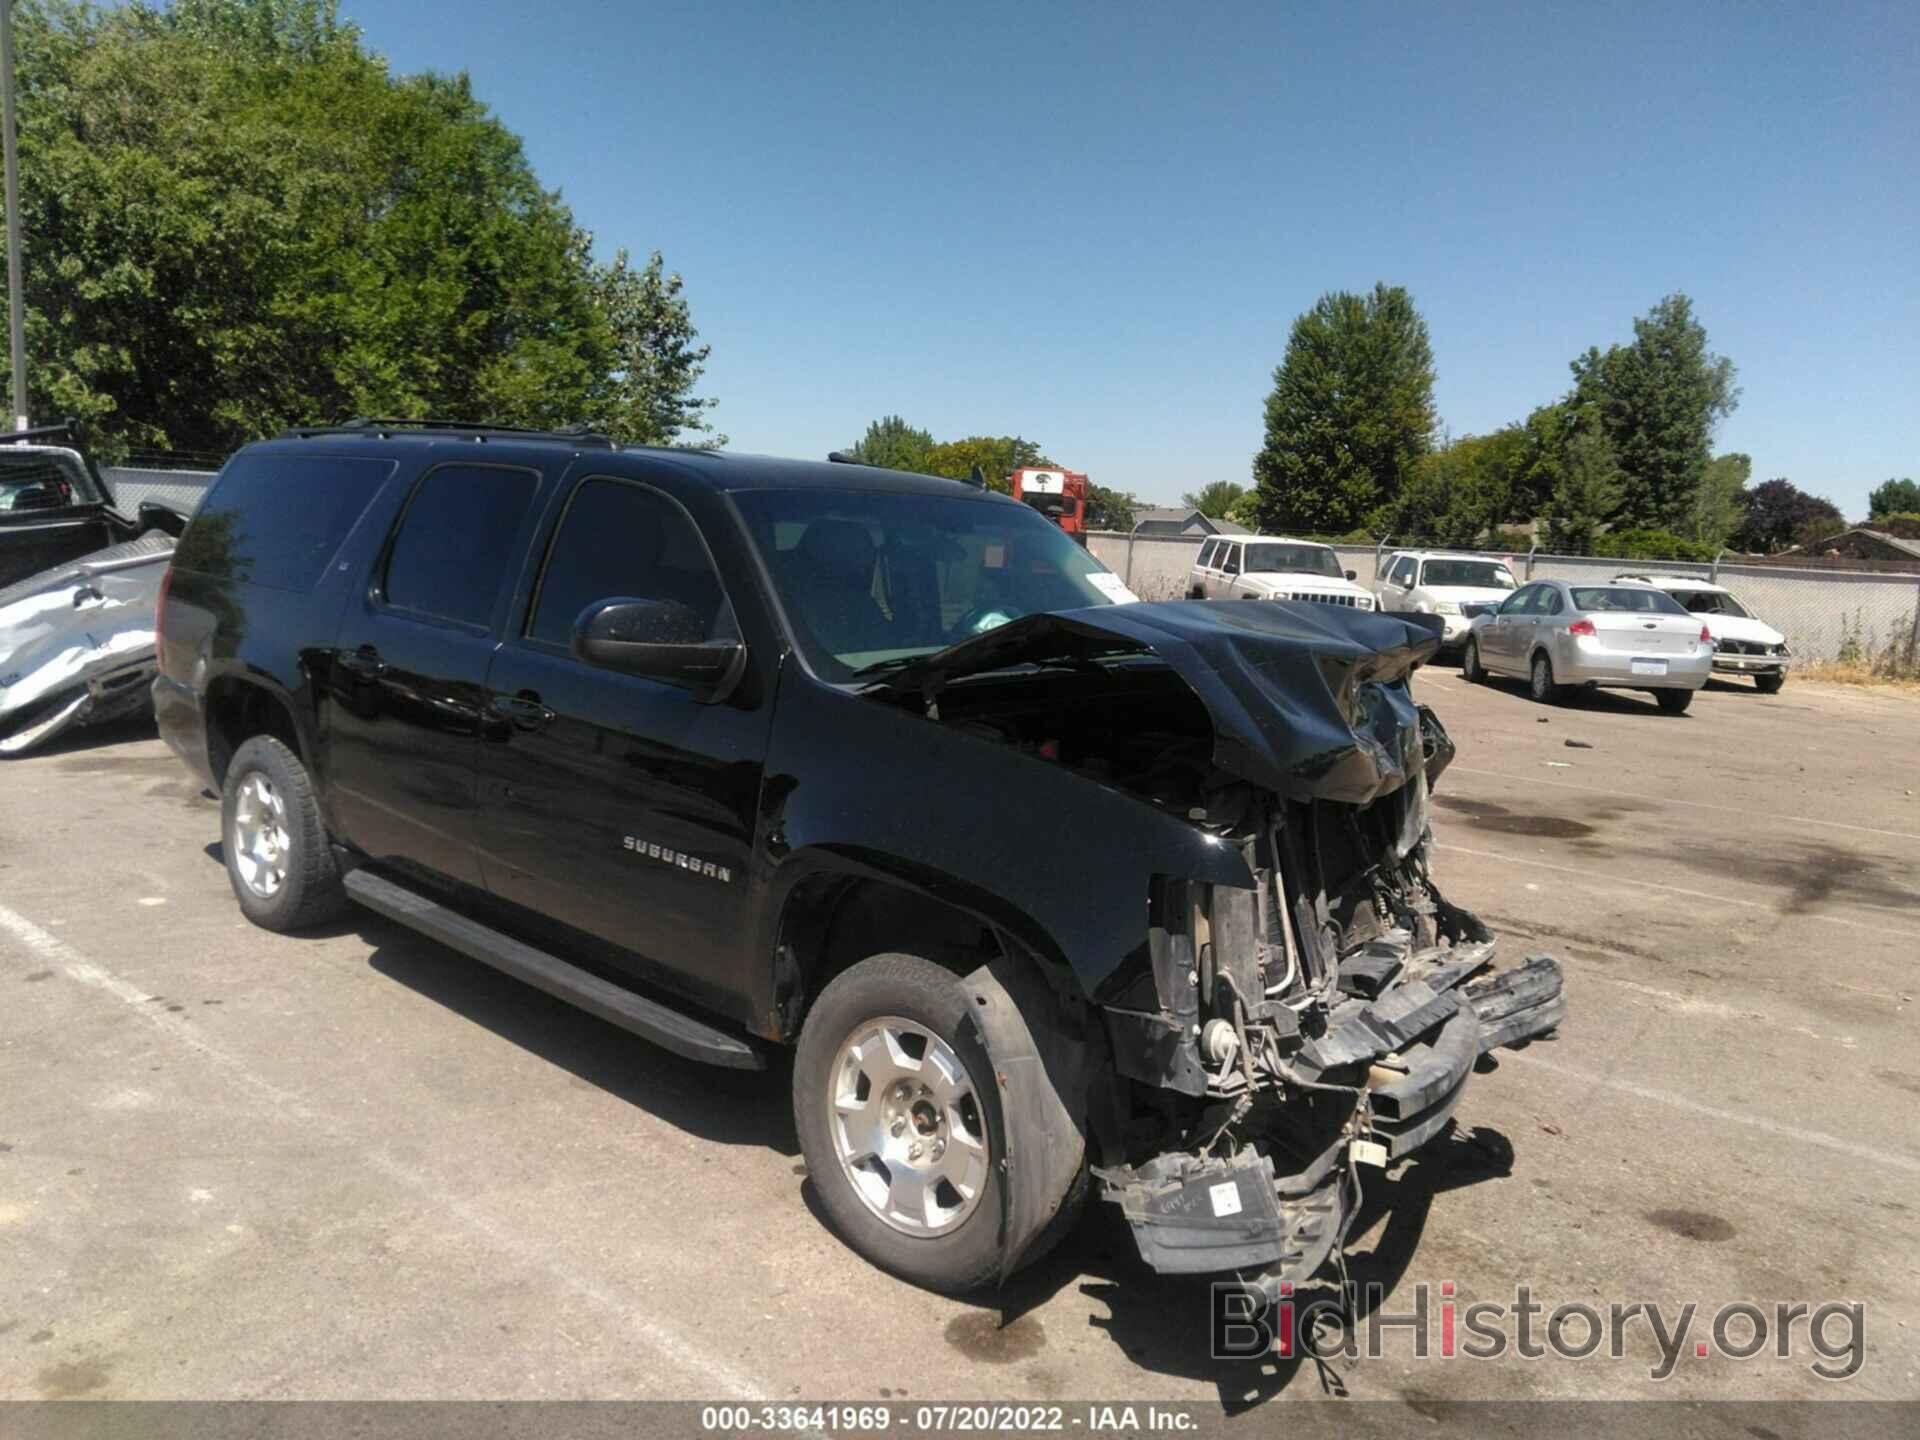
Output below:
[153,421,1564,1297]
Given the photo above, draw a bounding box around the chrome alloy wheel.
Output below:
[828,1016,990,1236]
[231,773,291,899]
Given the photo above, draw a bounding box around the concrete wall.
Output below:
[1087,531,1920,664]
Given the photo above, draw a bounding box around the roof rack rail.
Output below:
[280,418,619,450]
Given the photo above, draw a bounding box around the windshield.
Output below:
[1421,559,1515,589]
[1242,543,1342,577]
[733,490,1127,680]
[1570,586,1688,615]
[1672,589,1749,618]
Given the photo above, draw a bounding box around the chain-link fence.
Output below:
[104,466,219,516]
[1087,530,1920,665]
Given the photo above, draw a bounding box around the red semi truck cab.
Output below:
[1010,467,1089,539]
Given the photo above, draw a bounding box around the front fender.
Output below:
[756,669,1251,1001]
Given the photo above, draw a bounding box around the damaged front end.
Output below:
[1093,792,1564,1294]
[0,531,177,755]
[867,599,1565,1294]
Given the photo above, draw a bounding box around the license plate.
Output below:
[1631,659,1667,676]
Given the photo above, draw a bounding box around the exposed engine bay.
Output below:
[868,599,1566,1292]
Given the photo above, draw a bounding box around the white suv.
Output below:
[1614,574,1791,693]
[1374,551,1520,651]
[1187,536,1375,609]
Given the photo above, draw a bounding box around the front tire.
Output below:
[794,952,1072,1293]
[1754,672,1785,695]
[1655,687,1695,714]
[1529,652,1563,704]
[1461,639,1486,683]
[220,735,347,932]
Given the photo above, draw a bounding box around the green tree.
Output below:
[846,415,935,472]
[924,436,1047,493]
[1374,427,1523,547]
[1568,294,1738,530]
[1223,488,1261,531]
[5,0,716,457]
[1511,402,1570,523]
[1181,480,1246,519]
[1251,284,1436,535]
[1546,425,1624,555]
[1868,477,1920,519]
[1084,482,1136,532]
[1687,452,1751,546]
[579,249,723,446]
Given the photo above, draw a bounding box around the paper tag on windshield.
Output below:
[1086,572,1140,605]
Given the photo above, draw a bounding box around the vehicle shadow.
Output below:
[1474,675,1681,717]
[1,710,158,761]
[358,917,802,1154]
[986,1123,1517,1412]
[201,831,801,1155]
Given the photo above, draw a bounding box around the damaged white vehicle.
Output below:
[0,425,186,755]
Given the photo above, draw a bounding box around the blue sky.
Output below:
[345,1,1917,516]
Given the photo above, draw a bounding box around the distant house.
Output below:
[1129,507,1251,538]
[1791,528,1920,564]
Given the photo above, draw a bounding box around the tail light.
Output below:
[1699,625,1713,644]
[154,567,174,672]
[1568,618,1596,638]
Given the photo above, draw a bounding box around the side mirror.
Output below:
[571,598,746,699]
[1344,569,1357,581]
[1460,603,1490,620]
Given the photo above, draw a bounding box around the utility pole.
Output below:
[0,0,27,431]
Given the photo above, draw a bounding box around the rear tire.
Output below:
[1461,639,1485,684]
[1528,652,1562,704]
[1754,673,1785,695]
[796,952,1075,1293]
[220,735,347,932]
[1655,687,1694,714]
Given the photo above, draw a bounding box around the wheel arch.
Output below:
[765,855,1082,1044]
[203,671,309,787]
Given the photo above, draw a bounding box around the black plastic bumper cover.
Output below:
[1101,954,1565,1285]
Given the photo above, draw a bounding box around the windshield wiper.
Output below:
[849,654,937,680]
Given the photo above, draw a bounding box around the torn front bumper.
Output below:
[1097,950,1565,1291]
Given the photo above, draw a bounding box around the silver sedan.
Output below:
[1459,578,1714,714]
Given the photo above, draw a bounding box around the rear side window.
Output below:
[383,464,537,627]
[175,453,395,591]
[1196,539,1217,568]
[1222,544,1241,576]
[527,478,728,646]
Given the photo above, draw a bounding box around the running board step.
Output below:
[344,869,764,1070]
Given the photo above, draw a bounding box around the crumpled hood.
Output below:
[1701,613,1785,647]
[872,599,1443,805]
